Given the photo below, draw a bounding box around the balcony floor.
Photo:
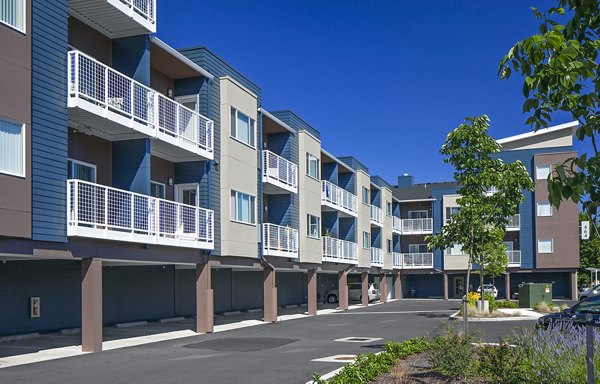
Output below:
[69,0,156,38]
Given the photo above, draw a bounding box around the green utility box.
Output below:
[519,283,553,308]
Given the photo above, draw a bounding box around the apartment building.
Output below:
[0,0,578,352]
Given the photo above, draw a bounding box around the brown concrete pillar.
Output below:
[505,272,511,300]
[379,272,387,303]
[82,258,102,353]
[196,263,214,333]
[338,270,348,310]
[443,273,449,300]
[571,271,578,301]
[361,271,369,306]
[307,269,317,316]
[263,266,277,322]
[394,271,402,300]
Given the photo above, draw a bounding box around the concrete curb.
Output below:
[59,328,81,335]
[448,309,541,322]
[222,311,242,316]
[158,317,185,324]
[115,321,148,328]
[0,333,40,343]
[246,308,262,313]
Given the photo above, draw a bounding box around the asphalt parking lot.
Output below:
[0,299,539,384]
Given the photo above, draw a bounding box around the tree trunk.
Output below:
[480,260,485,313]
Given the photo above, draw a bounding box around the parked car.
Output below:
[536,296,600,329]
[324,283,380,303]
[476,284,498,299]
[578,283,600,301]
[511,286,519,300]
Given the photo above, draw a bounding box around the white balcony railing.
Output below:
[507,250,521,266]
[262,150,298,193]
[506,214,521,231]
[263,223,298,258]
[67,179,214,249]
[370,205,383,226]
[321,180,357,216]
[68,50,214,159]
[128,0,155,23]
[322,237,357,264]
[401,218,433,234]
[393,252,403,269]
[392,216,401,233]
[371,247,383,267]
[402,253,433,269]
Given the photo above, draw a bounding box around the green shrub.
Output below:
[477,341,528,383]
[496,300,518,309]
[429,323,478,380]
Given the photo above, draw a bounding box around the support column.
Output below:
[505,272,511,300]
[443,273,449,300]
[196,263,213,333]
[361,271,369,306]
[394,271,402,300]
[338,270,348,310]
[379,272,387,303]
[307,269,317,316]
[263,266,277,322]
[82,258,102,353]
[571,271,578,301]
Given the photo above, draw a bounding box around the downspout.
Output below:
[206,76,213,259]
[258,109,264,261]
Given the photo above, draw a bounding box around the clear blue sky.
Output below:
[156,0,578,184]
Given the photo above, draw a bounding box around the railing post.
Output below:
[195,206,200,242]
[104,66,109,113]
[73,180,78,227]
[155,199,160,242]
[130,193,135,238]
[73,52,79,98]
[104,185,108,232]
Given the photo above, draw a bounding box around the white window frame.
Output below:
[230,107,256,148]
[175,94,199,112]
[175,183,199,206]
[447,244,464,256]
[362,231,370,250]
[536,202,553,217]
[409,244,428,253]
[408,210,428,219]
[0,0,26,33]
[362,186,369,205]
[67,158,97,183]
[150,181,166,199]
[306,153,320,180]
[0,119,25,177]
[307,214,320,239]
[230,190,256,225]
[538,239,554,254]
[386,201,392,217]
[536,165,551,180]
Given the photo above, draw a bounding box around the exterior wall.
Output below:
[399,201,432,219]
[500,129,573,151]
[150,156,175,201]
[68,130,113,186]
[381,188,393,270]
[355,170,371,268]
[150,67,174,96]
[298,131,322,263]
[441,194,469,270]
[0,0,32,239]
[68,17,112,65]
[219,77,259,258]
[534,152,579,269]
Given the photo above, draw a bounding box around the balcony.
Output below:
[321,180,358,217]
[262,223,298,258]
[507,250,521,267]
[370,205,383,227]
[506,214,520,231]
[401,253,433,269]
[393,252,403,269]
[401,218,433,235]
[322,237,357,264]
[262,150,298,194]
[67,50,214,162]
[392,216,401,234]
[370,247,383,267]
[68,0,156,38]
[67,179,214,250]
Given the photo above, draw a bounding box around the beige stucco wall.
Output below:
[499,128,573,151]
[381,187,394,270]
[298,131,323,263]
[442,194,469,270]
[355,170,371,268]
[219,76,259,258]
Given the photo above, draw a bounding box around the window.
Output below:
[386,239,392,254]
[306,153,320,179]
[0,0,25,32]
[386,201,392,216]
[150,181,165,199]
[0,119,24,176]
[362,231,370,249]
[230,107,255,147]
[230,190,256,224]
[67,159,96,182]
[307,214,320,238]
[409,244,428,253]
[409,210,428,219]
[445,206,460,221]
[538,239,554,254]
[537,202,553,217]
[362,186,369,205]
[536,165,551,180]
[175,95,198,112]
[447,244,464,255]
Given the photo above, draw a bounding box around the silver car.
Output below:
[579,284,600,301]
[324,283,380,303]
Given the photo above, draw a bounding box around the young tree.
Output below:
[427,115,535,313]
[499,0,600,219]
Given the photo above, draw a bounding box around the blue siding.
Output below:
[371,187,381,206]
[31,0,68,242]
[174,77,204,97]
[393,235,401,252]
[371,176,393,190]
[270,110,321,139]
[339,217,355,242]
[322,162,338,184]
[322,212,339,237]
[112,139,151,195]
[371,227,381,248]
[175,161,209,208]
[112,35,150,85]
[266,195,292,226]
[338,156,369,174]
[338,172,355,194]
[266,132,292,159]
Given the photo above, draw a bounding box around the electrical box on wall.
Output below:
[30,297,40,318]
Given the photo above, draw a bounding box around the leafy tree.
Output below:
[499,0,600,220]
[427,115,535,312]
[578,213,600,287]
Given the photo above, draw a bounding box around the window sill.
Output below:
[306,174,320,182]
[230,219,256,227]
[230,135,257,150]
[0,19,26,35]
[307,235,321,240]
[0,169,25,179]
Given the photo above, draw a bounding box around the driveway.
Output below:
[0,300,535,384]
